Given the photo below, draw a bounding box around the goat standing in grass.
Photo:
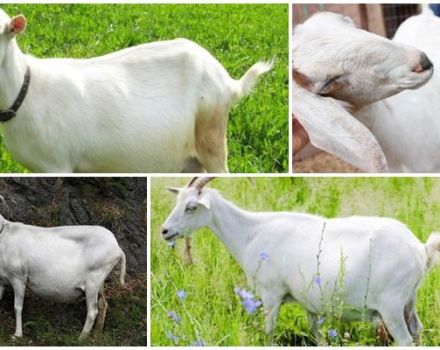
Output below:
[0,211,126,339]
[0,9,272,173]
[162,177,440,345]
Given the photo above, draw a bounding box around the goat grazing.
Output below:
[0,9,272,173]
[0,212,126,339]
[162,177,440,345]
[292,10,438,172]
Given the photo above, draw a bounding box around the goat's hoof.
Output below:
[11,334,22,342]
[78,333,89,341]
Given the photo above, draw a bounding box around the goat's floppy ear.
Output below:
[198,196,211,209]
[8,15,26,35]
[167,187,180,194]
[293,81,389,172]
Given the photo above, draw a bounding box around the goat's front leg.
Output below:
[11,279,26,338]
[260,289,283,345]
[183,237,194,264]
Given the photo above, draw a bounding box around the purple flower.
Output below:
[191,339,206,346]
[166,331,179,343]
[328,329,338,338]
[242,298,262,314]
[317,316,325,326]
[177,290,187,300]
[315,275,322,287]
[259,252,270,261]
[234,287,254,300]
[234,287,262,315]
[167,310,181,324]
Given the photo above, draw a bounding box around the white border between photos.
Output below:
[0,0,438,349]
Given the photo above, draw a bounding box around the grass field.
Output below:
[0,4,288,173]
[150,177,440,346]
[0,276,146,346]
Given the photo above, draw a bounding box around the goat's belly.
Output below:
[28,281,83,303]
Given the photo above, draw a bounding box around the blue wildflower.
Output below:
[259,252,270,261]
[317,316,325,326]
[177,290,187,300]
[328,329,338,338]
[167,310,181,324]
[234,288,254,300]
[315,275,322,287]
[234,287,263,314]
[242,298,262,314]
[191,339,206,346]
[166,331,179,343]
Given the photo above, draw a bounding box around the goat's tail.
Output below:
[232,59,274,102]
[425,232,440,269]
[119,250,127,285]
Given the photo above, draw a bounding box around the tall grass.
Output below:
[150,177,440,346]
[0,4,288,173]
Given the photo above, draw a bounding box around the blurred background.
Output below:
[293,4,421,38]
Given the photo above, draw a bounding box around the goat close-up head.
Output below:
[161,177,215,242]
[293,12,433,108]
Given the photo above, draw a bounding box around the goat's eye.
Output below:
[185,206,197,212]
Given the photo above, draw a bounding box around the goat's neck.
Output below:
[207,194,261,267]
[0,41,27,110]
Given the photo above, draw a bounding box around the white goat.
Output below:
[293,11,437,172]
[0,10,272,173]
[0,213,126,338]
[162,177,440,345]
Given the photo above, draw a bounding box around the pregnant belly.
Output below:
[28,280,84,303]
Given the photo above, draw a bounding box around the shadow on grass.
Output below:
[0,275,146,346]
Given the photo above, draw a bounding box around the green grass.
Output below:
[0,276,146,346]
[0,4,288,173]
[150,177,440,346]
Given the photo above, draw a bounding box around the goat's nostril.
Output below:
[414,52,433,72]
[421,52,433,71]
[162,229,168,235]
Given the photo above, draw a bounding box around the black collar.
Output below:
[0,66,31,123]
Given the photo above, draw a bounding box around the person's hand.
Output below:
[293,117,309,155]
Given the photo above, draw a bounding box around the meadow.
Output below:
[150,177,440,346]
[0,4,288,173]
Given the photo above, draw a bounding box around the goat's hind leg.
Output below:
[405,298,423,345]
[80,281,100,339]
[195,107,229,173]
[379,302,413,346]
[95,285,108,333]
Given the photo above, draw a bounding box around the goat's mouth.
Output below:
[163,232,179,241]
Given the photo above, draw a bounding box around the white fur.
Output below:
[293,11,435,172]
[162,183,440,345]
[0,214,126,338]
[0,9,272,173]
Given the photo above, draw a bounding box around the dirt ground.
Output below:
[293,151,362,173]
